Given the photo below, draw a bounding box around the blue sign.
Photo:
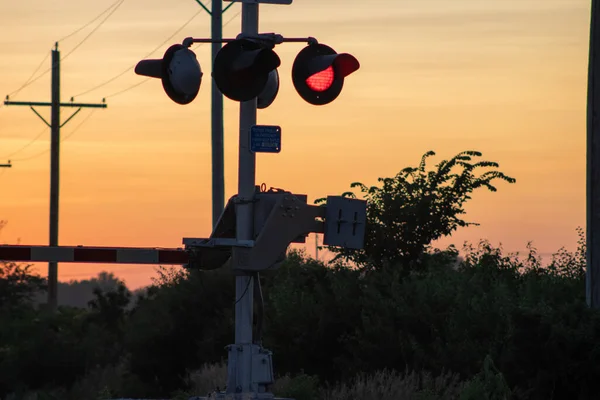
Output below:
[250,125,281,153]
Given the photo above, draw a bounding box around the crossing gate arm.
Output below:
[0,245,189,265]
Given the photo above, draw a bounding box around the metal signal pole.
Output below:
[4,43,107,311]
[228,2,259,394]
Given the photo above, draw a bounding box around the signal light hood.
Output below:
[134,44,203,105]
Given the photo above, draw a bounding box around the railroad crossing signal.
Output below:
[134,37,359,107]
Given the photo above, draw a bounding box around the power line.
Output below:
[105,77,152,99]
[5,0,124,99]
[73,7,204,98]
[10,109,97,162]
[61,0,126,63]
[57,0,124,43]
[1,127,48,159]
[6,53,51,98]
[104,6,241,100]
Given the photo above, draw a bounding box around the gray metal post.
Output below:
[211,0,225,228]
[228,2,259,395]
[49,43,61,311]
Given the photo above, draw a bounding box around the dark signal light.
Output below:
[292,43,359,106]
[212,39,281,102]
[135,44,203,105]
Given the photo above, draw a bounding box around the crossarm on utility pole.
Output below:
[60,107,82,128]
[4,100,107,108]
[29,106,51,127]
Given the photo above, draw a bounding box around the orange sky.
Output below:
[0,0,591,289]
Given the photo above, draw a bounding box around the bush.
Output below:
[317,150,515,272]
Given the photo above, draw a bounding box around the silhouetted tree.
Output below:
[318,150,516,272]
[0,262,46,312]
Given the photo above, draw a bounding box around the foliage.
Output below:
[3,237,599,399]
[459,356,511,400]
[123,266,235,396]
[320,369,464,400]
[316,150,515,272]
[53,271,126,309]
[4,150,600,400]
[272,373,321,400]
[0,262,46,313]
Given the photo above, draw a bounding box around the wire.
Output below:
[104,6,241,100]
[254,273,264,344]
[6,67,51,97]
[6,53,51,98]
[73,7,204,98]
[62,109,97,141]
[1,127,48,160]
[11,110,97,162]
[234,276,252,306]
[61,0,126,63]
[57,0,123,43]
[4,0,124,100]
[104,77,152,99]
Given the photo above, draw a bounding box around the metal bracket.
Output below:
[183,193,367,273]
[183,238,254,248]
[181,34,317,48]
[232,192,325,272]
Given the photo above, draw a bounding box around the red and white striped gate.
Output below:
[0,245,190,265]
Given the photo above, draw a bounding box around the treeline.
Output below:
[2,150,599,400]
[30,271,143,309]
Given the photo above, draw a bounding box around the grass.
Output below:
[4,360,509,400]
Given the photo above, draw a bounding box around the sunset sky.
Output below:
[0,0,591,289]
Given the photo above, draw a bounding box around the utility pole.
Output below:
[211,0,225,228]
[4,42,107,311]
[589,0,600,308]
[0,161,11,169]
[194,0,236,228]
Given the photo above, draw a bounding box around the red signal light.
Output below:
[292,43,359,106]
[306,66,335,92]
